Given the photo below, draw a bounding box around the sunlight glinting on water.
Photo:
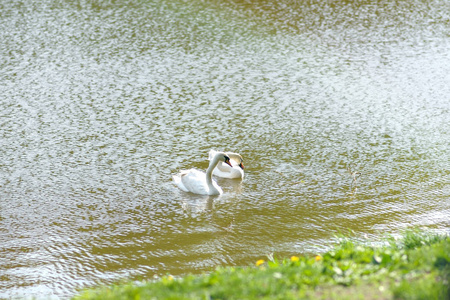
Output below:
[1,0,449,298]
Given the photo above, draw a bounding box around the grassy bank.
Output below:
[74,230,449,300]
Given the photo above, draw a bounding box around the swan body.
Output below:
[208,149,244,179]
[173,152,233,195]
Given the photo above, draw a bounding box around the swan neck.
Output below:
[206,156,220,189]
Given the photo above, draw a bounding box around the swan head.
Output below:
[223,155,233,168]
[227,153,244,170]
[210,152,233,168]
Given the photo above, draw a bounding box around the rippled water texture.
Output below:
[1,0,449,298]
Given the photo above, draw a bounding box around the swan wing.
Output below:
[213,163,244,179]
[208,149,218,161]
[172,174,189,192]
[179,169,211,195]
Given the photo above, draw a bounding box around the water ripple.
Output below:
[1,0,449,298]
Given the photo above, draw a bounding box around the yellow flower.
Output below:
[315,255,322,261]
[167,275,174,281]
[290,256,299,262]
[256,259,265,267]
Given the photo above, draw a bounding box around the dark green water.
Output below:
[1,0,449,298]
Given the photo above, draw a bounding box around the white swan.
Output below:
[172,152,233,195]
[208,149,244,179]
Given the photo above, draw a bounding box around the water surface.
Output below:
[0,0,449,298]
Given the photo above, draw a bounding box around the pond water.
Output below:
[1,0,449,298]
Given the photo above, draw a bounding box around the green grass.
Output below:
[74,229,450,300]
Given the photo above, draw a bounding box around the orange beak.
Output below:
[225,159,233,168]
[239,163,245,170]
